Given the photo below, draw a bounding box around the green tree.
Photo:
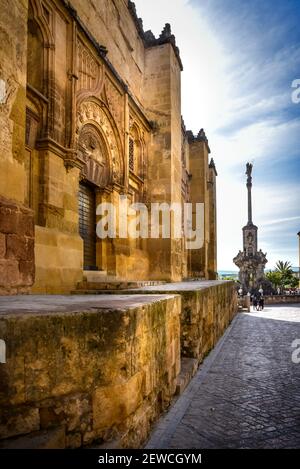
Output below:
[266,270,281,288]
[272,260,297,290]
[284,276,298,289]
[275,261,293,276]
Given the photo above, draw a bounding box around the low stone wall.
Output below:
[94,281,238,363]
[0,294,181,448]
[265,295,300,305]
[0,196,35,295]
[180,282,237,360]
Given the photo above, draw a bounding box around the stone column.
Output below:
[207,159,218,279]
[246,163,253,224]
[188,133,210,278]
[143,42,182,281]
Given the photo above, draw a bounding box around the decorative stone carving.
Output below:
[78,124,109,188]
[103,79,124,134]
[76,100,123,186]
[77,39,104,97]
[233,163,271,293]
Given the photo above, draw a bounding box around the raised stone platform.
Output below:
[0,294,181,448]
[0,281,238,449]
[75,280,238,363]
[131,281,238,362]
[0,294,175,315]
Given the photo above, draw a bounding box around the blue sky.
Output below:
[134,0,300,269]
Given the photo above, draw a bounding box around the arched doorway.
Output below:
[78,124,110,271]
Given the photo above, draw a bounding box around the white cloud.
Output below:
[133,0,300,270]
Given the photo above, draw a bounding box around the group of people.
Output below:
[251,293,264,311]
[238,286,265,311]
[251,287,264,311]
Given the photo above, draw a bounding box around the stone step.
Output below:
[75,279,166,293]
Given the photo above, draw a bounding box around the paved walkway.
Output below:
[147,304,300,449]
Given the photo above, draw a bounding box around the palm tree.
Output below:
[275,261,294,290]
[275,261,293,276]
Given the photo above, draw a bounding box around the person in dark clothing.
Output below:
[253,296,258,311]
[259,296,264,311]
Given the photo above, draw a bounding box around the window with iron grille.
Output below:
[129,137,134,172]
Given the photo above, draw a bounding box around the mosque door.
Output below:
[79,182,97,270]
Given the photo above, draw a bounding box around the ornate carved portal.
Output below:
[76,99,124,273]
[76,99,124,188]
[78,124,110,188]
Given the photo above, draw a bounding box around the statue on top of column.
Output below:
[246,162,253,177]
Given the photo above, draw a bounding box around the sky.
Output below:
[134,0,300,270]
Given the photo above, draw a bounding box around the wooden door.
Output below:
[79,183,97,270]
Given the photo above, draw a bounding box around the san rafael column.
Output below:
[246,162,253,224]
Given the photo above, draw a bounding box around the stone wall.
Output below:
[69,0,146,105]
[0,0,34,294]
[188,135,211,278]
[0,0,28,203]
[0,294,181,448]
[33,226,83,294]
[114,281,238,363]
[0,0,218,294]
[180,282,237,360]
[144,42,183,281]
[0,196,34,295]
[265,295,300,305]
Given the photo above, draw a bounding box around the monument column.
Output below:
[246,163,253,224]
[233,162,268,293]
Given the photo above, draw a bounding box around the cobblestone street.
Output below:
[147,304,300,449]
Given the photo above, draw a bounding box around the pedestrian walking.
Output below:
[259,296,264,311]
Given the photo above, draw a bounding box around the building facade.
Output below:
[0,0,217,294]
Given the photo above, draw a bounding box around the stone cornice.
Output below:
[186,129,211,154]
[128,1,183,71]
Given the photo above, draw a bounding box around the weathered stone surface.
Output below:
[0,427,66,449]
[0,407,39,439]
[0,259,20,287]
[265,295,300,304]
[0,0,28,204]
[0,294,181,448]
[0,234,6,258]
[93,372,144,431]
[6,235,34,261]
[101,280,238,363]
[0,196,34,294]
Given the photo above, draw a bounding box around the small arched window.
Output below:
[129,137,135,172]
[129,123,142,177]
[27,4,44,94]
